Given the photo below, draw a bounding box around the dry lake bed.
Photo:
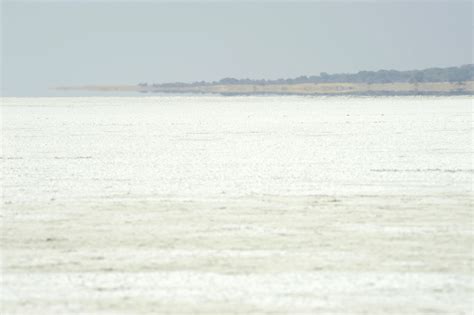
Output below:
[1,96,473,314]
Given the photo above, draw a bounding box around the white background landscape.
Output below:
[1,96,472,314]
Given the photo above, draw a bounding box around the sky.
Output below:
[1,0,473,96]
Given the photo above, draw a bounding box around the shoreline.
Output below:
[55,81,474,97]
[4,93,474,99]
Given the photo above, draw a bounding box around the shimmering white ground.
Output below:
[1,96,473,314]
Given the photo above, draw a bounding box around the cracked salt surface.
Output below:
[1,96,473,314]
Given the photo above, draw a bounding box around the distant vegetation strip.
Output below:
[56,65,474,96]
[139,64,474,88]
[57,81,474,96]
[139,81,474,96]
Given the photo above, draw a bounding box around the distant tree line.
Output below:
[142,64,474,87]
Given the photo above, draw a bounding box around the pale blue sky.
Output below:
[1,1,472,96]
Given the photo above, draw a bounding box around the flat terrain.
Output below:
[1,96,473,314]
[3,194,472,314]
[56,81,474,95]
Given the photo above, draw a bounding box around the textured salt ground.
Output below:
[2,194,472,314]
[1,96,473,314]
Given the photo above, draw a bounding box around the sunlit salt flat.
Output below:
[1,96,473,314]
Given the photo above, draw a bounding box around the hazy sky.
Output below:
[1,0,472,96]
